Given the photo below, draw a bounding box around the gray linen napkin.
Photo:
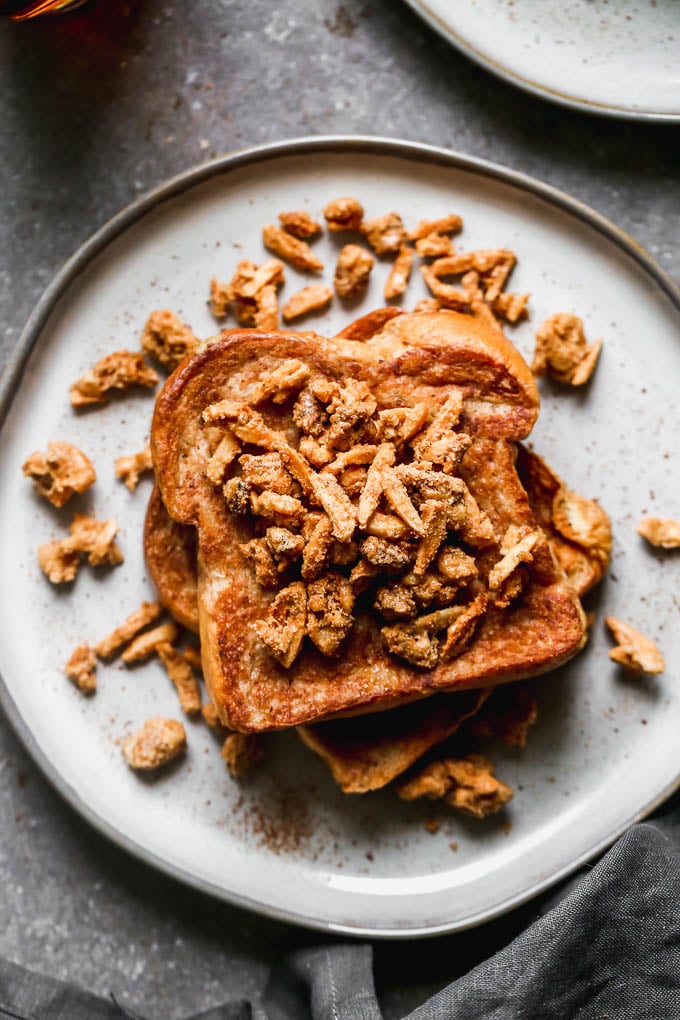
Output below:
[2,822,680,1020]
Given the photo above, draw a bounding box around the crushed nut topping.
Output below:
[278,209,322,239]
[115,443,153,492]
[334,244,375,299]
[121,622,179,664]
[323,196,364,232]
[95,601,163,659]
[360,212,407,256]
[65,643,97,695]
[141,309,199,372]
[262,224,323,272]
[636,516,680,549]
[38,514,123,584]
[605,617,665,676]
[531,313,602,385]
[306,573,355,655]
[70,351,158,408]
[384,247,414,301]
[251,359,310,405]
[123,717,186,771]
[397,754,513,818]
[282,284,333,322]
[221,733,263,777]
[23,441,96,507]
[156,642,202,715]
[253,581,307,668]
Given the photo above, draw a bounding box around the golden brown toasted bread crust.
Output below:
[151,313,583,732]
[144,485,199,632]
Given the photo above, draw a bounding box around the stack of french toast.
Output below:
[145,308,610,811]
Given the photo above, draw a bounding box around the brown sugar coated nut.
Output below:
[398,754,513,818]
[605,617,665,676]
[636,516,680,549]
[141,309,199,372]
[115,444,153,492]
[70,351,158,408]
[22,441,96,507]
[122,717,187,771]
[333,245,374,298]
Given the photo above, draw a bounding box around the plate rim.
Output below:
[402,0,680,123]
[2,134,680,938]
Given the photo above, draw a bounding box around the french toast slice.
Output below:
[144,485,199,632]
[151,311,585,732]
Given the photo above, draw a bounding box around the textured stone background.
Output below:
[0,1,678,1017]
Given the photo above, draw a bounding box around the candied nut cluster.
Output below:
[420,249,529,327]
[38,514,123,583]
[141,309,199,372]
[531,313,602,385]
[397,754,513,818]
[70,351,158,408]
[334,244,374,299]
[636,516,680,550]
[115,443,153,492]
[605,617,665,676]
[65,643,97,695]
[215,257,287,330]
[23,441,96,507]
[196,364,559,673]
[122,717,187,771]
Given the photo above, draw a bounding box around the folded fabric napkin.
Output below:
[3,820,680,1019]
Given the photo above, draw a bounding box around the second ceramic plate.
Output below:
[1,137,679,936]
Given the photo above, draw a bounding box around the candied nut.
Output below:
[141,309,198,372]
[299,436,333,468]
[605,617,665,676]
[413,297,442,313]
[281,284,333,322]
[122,717,186,771]
[488,525,541,602]
[278,209,322,239]
[361,535,412,571]
[459,488,496,548]
[239,452,297,495]
[439,593,488,661]
[262,224,323,272]
[65,643,97,695]
[384,246,414,300]
[209,277,231,319]
[381,621,439,669]
[377,404,429,446]
[69,513,123,566]
[206,433,241,486]
[121,622,179,664]
[251,359,310,405]
[253,581,307,668]
[293,387,329,437]
[413,500,449,575]
[239,538,280,587]
[411,391,463,459]
[360,212,406,256]
[436,547,478,584]
[408,214,463,242]
[398,755,513,818]
[374,584,417,621]
[466,685,538,748]
[306,573,355,655]
[349,558,381,593]
[326,445,378,475]
[421,265,467,310]
[70,351,158,408]
[115,443,153,492]
[231,257,285,300]
[224,477,251,515]
[309,471,357,543]
[250,490,306,527]
[326,378,377,449]
[395,464,466,507]
[254,283,279,330]
[531,313,602,385]
[636,516,680,550]
[301,514,333,580]
[358,443,396,526]
[323,196,364,232]
[334,244,374,299]
[22,441,96,507]
[337,465,368,499]
[94,601,163,659]
[414,234,457,259]
[221,733,263,777]
[266,526,305,562]
[156,642,202,715]
[492,291,530,324]
[363,512,410,541]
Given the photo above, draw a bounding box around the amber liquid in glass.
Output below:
[0,0,85,19]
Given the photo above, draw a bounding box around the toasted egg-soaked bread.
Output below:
[152,311,585,732]
[144,485,199,632]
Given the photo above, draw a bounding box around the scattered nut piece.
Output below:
[22,441,96,507]
[37,539,80,583]
[156,642,202,715]
[115,443,153,492]
[65,643,97,695]
[252,581,307,668]
[121,622,179,664]
[384,247,414,300]
[531,313,602,385]
[636,516,680,550]
[122,717,186,771]
[334,245,374,299]
[262,224,323,272]
[408,214,463,241]
[413,297,441,313]
[70,351,158,408]
[605,617,665,676]
[398,755,513,818]
[360,212,406,256]
[141,310,199,372]
[278,209,322,239]
[202,700,225,733]
[251,360,310,405]
[221,733,263,777]
[323,196,364,232]
[253,283,280,330]
[95,601,163,660]
[38,514,123,584]
[209,277,231,319]
[414,234,457,258]
[282,284,333,322]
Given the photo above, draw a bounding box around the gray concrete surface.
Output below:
[0,1,678,1016]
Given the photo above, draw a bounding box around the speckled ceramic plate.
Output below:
[1,137,679,937]
[404,0,680,121]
